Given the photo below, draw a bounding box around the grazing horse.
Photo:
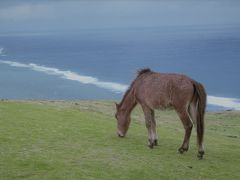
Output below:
[115,68,206,159]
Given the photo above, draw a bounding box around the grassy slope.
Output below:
[0,101,240,180]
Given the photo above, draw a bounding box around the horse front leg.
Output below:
[141,104,157,148]
[146,119,154,149]
[151,110,158,146]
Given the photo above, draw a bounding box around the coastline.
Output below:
[1,99,239,113]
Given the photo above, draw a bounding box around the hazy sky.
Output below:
[0,0,240,33]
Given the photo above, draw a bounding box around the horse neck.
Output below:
[119,88,137,116]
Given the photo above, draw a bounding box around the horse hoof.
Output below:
[198,156,203,160]
[178,148,184,154]
[197,154,203,160]
[148,139,155,149]
[148,143,154,149]
[178,147,188,154]
[197,151,204,160]
[154,139,158,146]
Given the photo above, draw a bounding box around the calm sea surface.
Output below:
[0,26,240,111]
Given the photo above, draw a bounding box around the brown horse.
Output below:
[115,68,206,159]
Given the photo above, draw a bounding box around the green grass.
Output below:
[0,101,240,179]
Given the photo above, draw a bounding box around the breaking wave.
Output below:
[0,60,128,93]
[207,96,240,110]
[0,59,240,110]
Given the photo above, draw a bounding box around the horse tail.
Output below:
[191,80,207,148]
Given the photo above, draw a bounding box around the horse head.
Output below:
[115,103,131,137]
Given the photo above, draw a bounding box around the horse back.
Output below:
[134,72,194,109]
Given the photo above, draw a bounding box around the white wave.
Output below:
[0,60,128,93]
[1,59,240,110]
[207,96,240,110]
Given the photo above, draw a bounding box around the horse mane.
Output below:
[137,68,152,76]
[118,68,152,107]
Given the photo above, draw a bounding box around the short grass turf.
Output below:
[0,101,240,179]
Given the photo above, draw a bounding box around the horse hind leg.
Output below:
[141,104,158,148]
[176,107,193,154]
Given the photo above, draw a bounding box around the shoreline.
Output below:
[1,99,239,113]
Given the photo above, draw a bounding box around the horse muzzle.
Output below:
[117,130,125,137]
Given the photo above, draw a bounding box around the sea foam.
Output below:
[0,60,240,110]
[207,96,240,110]
[0,60,128,93]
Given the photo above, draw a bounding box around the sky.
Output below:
[0,0,240,33]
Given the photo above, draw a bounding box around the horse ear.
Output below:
[115,102,119,109]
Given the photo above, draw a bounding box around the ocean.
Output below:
[0,26,240,111]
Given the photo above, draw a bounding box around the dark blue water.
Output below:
[0,26,240,110]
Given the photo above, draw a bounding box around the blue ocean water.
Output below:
[0,26,240,111]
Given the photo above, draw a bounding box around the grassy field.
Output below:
[0,100,240,179]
